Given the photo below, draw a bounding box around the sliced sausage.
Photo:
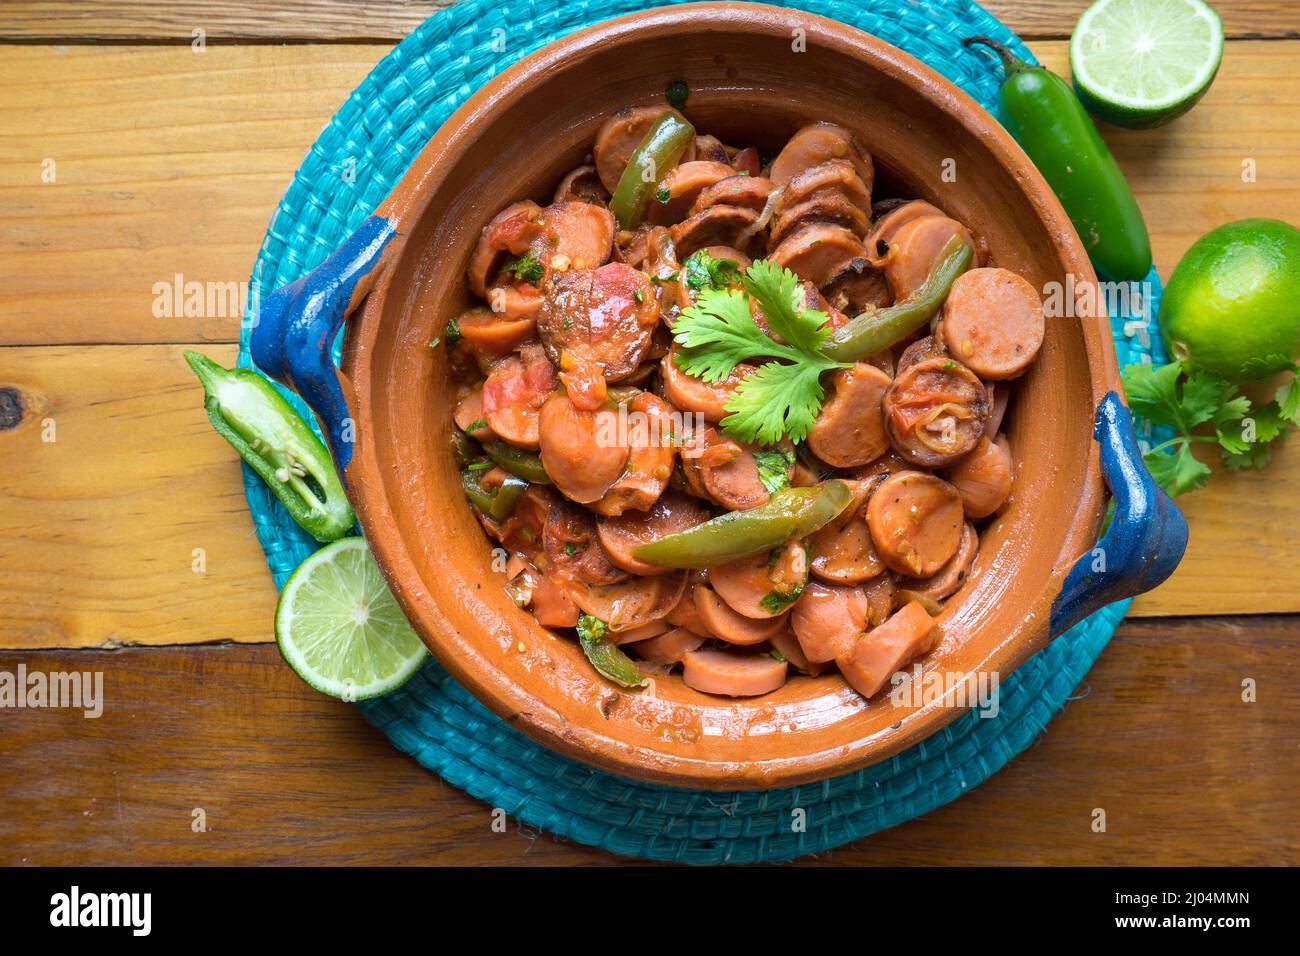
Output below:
[883,356,989,467]
[895,334,945,375]
[861,572,897,629]
[680,427,771,510]
[537,262,659,381]
[593,106,695,193]
[694,134,731,164]
[775,159,872,216]
[480,344,557,449]
[530,569,580,627]
[809,480,885,585]
[940,267,1046,380]
[883,215,975,300]
[570,571,688,632]
[836,600,939,699]
[689,175,774,215]
[553,164,609,205]
[866,471,964,577]
[670,205,760,259]
[823,260,892,315]
[768,223,869,289]
[790,581,869,663]
[665,580,715,637]
[902,521,978,601]
[486,283,544,322]
[807,362,892,468]
[732,146,762,177]
[537,201,616,272]
[537,393,629,502]
[591,391,677,516]
[943,433,1013,518]
[682,649,788,697]
[693,585,788,645]
[543,501,629,586]
[862,199,944,258]
[769,190,873,249]
[613,620,670,645]
[455,307,536,362]
[633,626,706,666]
[769,122,873,195]
[454,384,495,440]
[467,200,544,297]
[709,541,809,620]
[660,346,752,422]
[770,628,826,676]
[597,491,712,575]
[645,161,737,225]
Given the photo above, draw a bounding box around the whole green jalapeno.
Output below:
[964,35,1152,282]
[185,351,355,541]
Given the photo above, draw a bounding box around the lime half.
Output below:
[275,537,427,700]
[1070,0,1224,129]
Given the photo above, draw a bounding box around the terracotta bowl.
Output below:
[251,2,1186,788]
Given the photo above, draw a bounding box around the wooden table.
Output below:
[1,0,1297,865]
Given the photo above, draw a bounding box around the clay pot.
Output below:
[252,3,1184,788]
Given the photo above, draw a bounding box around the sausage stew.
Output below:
[448,103,1046,701]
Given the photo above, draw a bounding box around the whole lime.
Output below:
[1159,219,1300,383]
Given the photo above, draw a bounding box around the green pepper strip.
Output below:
[821,237,973,362]
[963,35,1151,282]
[632,481,853,569]
[451,429,477,468]
[488,474,528,521]
[483,440,552,485]
[184,351,355,542]
[577,614,647,688]
[461,469,498,515]
[608,112,696,230]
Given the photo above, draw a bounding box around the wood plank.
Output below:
[0,344,279,648]
[2,40,1297,346]
[0,44,383,345]
[0,0,1295,42]
[0,341,1297,655]
[2,614,1294,865]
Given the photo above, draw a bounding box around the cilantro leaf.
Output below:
[721,359,834,445]
[502,251,544,284]
[753,446,795,494]
[682,249,741,293]
[671,260,846,446]
[1143,444,1210,497]
[1121,361,1229,433]
[1276,371,1300,426]
[742,259,831,355]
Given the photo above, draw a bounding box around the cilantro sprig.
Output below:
[1122,359,1300,496]
[672,260,848,445]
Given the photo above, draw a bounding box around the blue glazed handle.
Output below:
[1049,391,1188,636]
[250,215,397,472]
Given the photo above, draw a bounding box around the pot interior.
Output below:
[346,6,1111,787]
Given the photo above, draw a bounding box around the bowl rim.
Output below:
[341,1,1116,788]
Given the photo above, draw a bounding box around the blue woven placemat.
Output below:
[236,0,1168,864]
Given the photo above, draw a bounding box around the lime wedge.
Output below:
[1070,0,1224,129]
[275,537,427,699]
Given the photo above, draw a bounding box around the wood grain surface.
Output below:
[1,0,1297,866]
[2,615,1294,865]
[2,40,1297,347]
[2,0,1295,41]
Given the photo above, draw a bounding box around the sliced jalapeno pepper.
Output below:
[185,351,354,542]
[483,440,552,485]
[577,613,648,688]
[822,237,973,362]
[632,481,853,569]
[461,469,498,515]
[451,428,477,467]
[488,474,528,521]
[964,36,1152,282]
[609,111,696,230]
